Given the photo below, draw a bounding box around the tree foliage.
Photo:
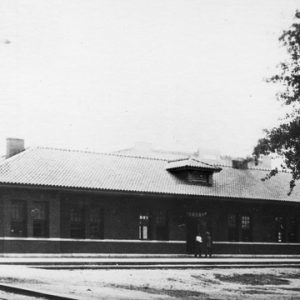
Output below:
[253,11,300,195]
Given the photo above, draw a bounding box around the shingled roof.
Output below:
[0,147,299,203]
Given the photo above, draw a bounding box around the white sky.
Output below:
[0,0,299,157]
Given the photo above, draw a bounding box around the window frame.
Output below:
[154,210,169,241]
[187,170,209,184]
[87,206,104,239]
[70,205,86,239]
[139,213,151,240]
[288,216,297,243]
[227,214,238,241]
[227,213,252,242]
[10,200,27,237]
[32,201,49,238]
[240,215,252,242]
[68,203,104,239]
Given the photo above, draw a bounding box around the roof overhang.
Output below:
[166,157,222,173]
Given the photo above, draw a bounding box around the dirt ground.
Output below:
[0,266,300,299]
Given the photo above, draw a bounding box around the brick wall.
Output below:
[0,187,299,254]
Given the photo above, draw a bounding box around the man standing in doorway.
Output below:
[194,233,202,257]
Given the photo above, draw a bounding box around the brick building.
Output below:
[0,138,299,254]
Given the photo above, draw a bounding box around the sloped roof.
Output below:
[114,147,192,160]
[0,147,299,203]
[166,157,222,172]
[114,147,271,169]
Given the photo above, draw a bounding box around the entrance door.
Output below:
[186,211,209,254]
[186,218,199,253]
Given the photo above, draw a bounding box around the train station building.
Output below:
[0,138,299,254]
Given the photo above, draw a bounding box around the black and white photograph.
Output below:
[0,0,300,299]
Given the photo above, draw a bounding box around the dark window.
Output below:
[88,207,104,239]
[155,211,168,240]
[32,201,49,237]
[187,171,209,184]
[275,217,286,243]
[227,213,252,242]
[241,215,252,241]
[69,204,104,239]
[10,200,27,237]
[288,217,297,243]
[228,214,238,241]
[70,206,85,239]
[275,216,298,243]
[139,213,150,240]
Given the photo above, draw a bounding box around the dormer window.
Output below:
[166,157,222,186]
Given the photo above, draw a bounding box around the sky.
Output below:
[0,0,299,157]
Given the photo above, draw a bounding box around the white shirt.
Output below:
[196,236,202,243]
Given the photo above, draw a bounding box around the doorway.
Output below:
[186,213,209,254]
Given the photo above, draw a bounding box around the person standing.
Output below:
[194,234,202,257]
[204,231,212,258]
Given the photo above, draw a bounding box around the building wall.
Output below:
[59,192,187,241]
[0,187,300,254]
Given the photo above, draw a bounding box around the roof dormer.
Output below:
[166,157,222,186]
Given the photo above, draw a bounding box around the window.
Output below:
[69,204,104,239]
[70,206,85,239]
[32,201,49,237]
[228,214,238,241]
[155,211,168,240]
[288,217,297,243]
[88,207,104,239]
[187,171,209,184]
[275,217,286,243]
[241,215,252,241]
[139,213,150,240]
[227,213,252,242]
[10,200,27,237]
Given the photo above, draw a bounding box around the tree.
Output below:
[253,11,300,195]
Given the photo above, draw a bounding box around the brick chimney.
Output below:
[6,138,25,159]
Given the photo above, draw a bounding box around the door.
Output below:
[186,218,199,253]
[186,212,209,253]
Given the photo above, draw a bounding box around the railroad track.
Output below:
[1,258,300,270]
[33,263,300,270]
[0,283,78,300]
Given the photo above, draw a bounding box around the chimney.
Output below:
[6,138,25,159]
[232,159,248,170]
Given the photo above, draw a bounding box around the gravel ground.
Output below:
[0,266,299,299]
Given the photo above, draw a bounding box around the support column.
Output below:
[49,196,60,238]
